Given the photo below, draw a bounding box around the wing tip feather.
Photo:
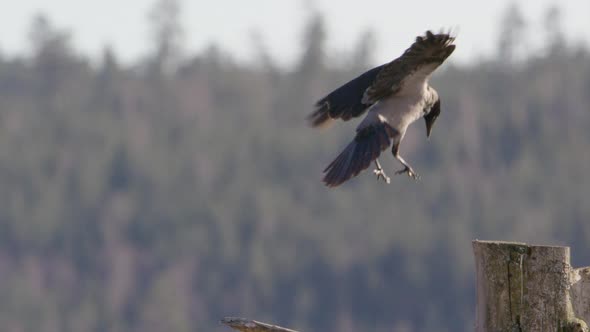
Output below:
[307,100,334,128]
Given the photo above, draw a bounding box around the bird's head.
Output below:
[424,99,441,138]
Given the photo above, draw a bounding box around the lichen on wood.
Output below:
[560,318,589,332]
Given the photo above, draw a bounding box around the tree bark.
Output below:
[473,240,589,332]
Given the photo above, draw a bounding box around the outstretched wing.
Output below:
[308,30,455,128]
[307,64,385,127]
[362,30,455,104]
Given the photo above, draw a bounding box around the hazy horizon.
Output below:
[2,0,590,67]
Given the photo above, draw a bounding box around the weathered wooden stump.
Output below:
[473,240,590,332]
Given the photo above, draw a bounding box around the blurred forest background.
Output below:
[1,1,590,331]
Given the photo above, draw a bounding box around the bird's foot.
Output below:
[395,166,420,180]
[373,167,391,184]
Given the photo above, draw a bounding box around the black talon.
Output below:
[395,166,420,180]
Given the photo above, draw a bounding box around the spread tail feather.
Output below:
[323,122,397,187]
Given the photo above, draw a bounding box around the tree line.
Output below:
[0,1,588,331]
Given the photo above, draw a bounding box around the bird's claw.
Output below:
[395,166,420,180]
[373,168,391,184]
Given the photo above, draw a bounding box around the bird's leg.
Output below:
[372,159,391,184]
[392,143,420,180]
[394,155,420,180]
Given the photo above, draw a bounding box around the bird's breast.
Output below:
[384,94,424,120]
[357,95,425,135]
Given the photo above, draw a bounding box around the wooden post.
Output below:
[473,240,589,332]
[220,317,299,332]
[572,267,590,326]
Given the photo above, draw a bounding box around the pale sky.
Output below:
[1,0,590,67]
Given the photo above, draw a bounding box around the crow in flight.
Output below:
[308,30,455,187]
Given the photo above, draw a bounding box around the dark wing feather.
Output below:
[362,30,455,105]
[308,64,385,127]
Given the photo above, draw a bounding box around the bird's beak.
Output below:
[424,99,441,139]
[425,117,436,138]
